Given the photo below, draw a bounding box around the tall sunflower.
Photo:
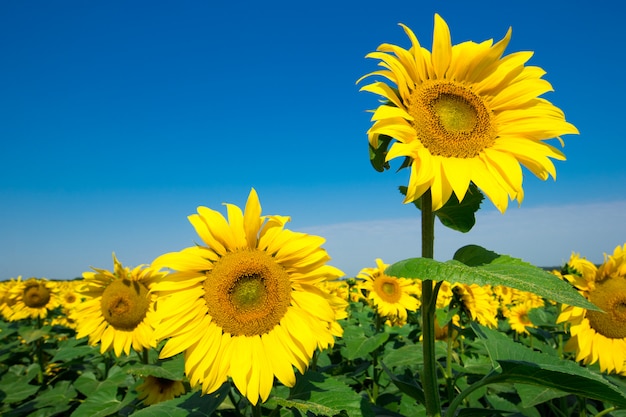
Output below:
[358,14,578,212]
[357,258,421,325]
[72,254,165,356]
[557,244,626,374]
[150,189,345,405]
[8,277,60,321]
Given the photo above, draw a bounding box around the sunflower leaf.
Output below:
[472,323,626,408]
[279,371,375,417]
[369,134,393,172]
[340,325,389,361]
[385,246,598,309]
[126,355,185,381]
[400,183,484,233]
[129,384,230,417]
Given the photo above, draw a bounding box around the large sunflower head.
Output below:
[150,188,345,405]
[358,14,578,212]
[557,244,626,374]
[357,258,421,324]
[72,254,165,356]
[8,277,60,321]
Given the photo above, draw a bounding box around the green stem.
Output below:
[421,190,441,417]
[594,407,616,417]
[228,389,244,417]
[370,312,384,403]
[444,372,504,417]
[36,316,44,384]
[445,313,454,403]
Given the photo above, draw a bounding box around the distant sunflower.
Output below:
[454,283,498,328]
[8,277,60,321]
[151,189,345,405]
[506,301,536,335]
[136,376,186,405]
[358,14,578,212]
[357,258,420,324]
[73,254,165,356]
[0,278,19,320]
[51,280,83,329]
[557,245,626,374]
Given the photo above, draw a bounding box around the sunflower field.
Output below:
[2,12,626,417]
[1,244,626,417]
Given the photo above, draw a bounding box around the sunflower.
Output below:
[453,283,498,328]
[557,244,626,374]
[505,301,536,335]
[51,280,83,329]
[8,277,60,321]
[0,278,19,320]
[357,258,421,325]
[150,189,345,405]
[358,14,578,212]
[136,376,186,405]
[72,254,165,356]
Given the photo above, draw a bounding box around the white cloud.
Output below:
[302,201,626,278]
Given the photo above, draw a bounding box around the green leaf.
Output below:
[8,380,79,417]
[276,371,374,417]
[513,383,567,408]
[73,366,133,397]
[70,384,133,417]
[126,356,185,381]
[382,344,423,369]
[400,183,484,233]
[51,338,99,362]
[0,379,40,404]
[18,327,50,344]
[129,384,230,417]
[472,323,626,408]
[0,364,41,404]
[340,326,389,361]
[385,246,597,310]
[380,362,425,404]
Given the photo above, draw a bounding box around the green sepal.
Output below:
[369,134,393,172]
[400,183,484,233]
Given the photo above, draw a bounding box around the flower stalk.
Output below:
[420,190,442,416]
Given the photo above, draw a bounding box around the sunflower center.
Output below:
[374,277,401,303]
[153,377,176,393]
[408,81,496,158]
[204,249,292,337]
[100,279,150,331]
[586,277,626,339]
[23,283,51,308]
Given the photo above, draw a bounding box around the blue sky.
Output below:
[1,0,624,280]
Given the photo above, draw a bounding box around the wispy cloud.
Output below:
[302,201,626,277]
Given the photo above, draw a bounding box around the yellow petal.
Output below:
[244,188,263,248]
[431,14,452,79]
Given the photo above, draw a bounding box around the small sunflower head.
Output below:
[22,280,52,309]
